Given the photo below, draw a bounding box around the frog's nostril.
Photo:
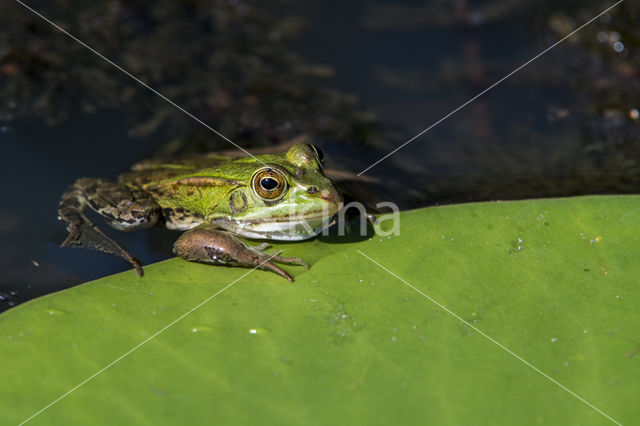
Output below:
[307,186,318,194]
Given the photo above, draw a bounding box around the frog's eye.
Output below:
[252,168,288,200]
[308,145,325,168]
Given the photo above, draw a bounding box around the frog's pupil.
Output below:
[260,177,279,191]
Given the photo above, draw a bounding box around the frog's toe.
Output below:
[132,260,144,277]
[260,261,295,282]
[59,210,84,248]
[61,225,82,248]
[270,253,309,269]
[256,245,308,268]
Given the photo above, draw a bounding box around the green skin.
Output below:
[58,143,343,281]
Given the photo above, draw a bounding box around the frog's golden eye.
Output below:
[308,145,325,168]
[252,168,287,200]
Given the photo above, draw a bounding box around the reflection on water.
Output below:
[1,0,639,311]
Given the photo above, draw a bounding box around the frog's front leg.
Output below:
[58,178,161,276]
[173,224,308,282]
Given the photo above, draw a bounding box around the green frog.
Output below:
[58,143,343,281]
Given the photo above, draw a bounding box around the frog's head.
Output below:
[215,143,343,241]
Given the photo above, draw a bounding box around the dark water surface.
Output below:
[1,0,639,311]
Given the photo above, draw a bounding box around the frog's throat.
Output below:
[213,214,336,241]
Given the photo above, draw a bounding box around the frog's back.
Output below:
[117,153,257,227]
[119,154,233,187]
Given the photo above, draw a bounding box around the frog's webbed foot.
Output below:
[173,224,308,282]
[59,208,143,276]
[58,178,156,276]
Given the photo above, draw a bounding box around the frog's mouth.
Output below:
[216,213,336,241]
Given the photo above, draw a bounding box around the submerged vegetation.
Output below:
[0,0,375,151]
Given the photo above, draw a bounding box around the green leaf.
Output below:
[2,195,638,425]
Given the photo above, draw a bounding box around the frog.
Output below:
[58,143,343,281]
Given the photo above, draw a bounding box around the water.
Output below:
[1,0,639,312]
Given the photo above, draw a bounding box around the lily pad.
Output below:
[1,195,638,425]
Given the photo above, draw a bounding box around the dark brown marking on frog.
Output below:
[162,207,175,220]
[95,209,116,221]
[205,246,236,264]
[62,197,82,210]
[145,186,174,201]
[163,207,203,223]
[131,209,148,221]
